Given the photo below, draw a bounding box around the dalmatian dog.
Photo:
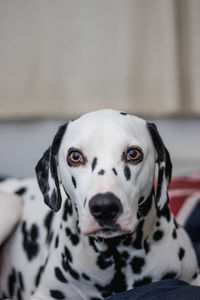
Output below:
[0,109,199,300]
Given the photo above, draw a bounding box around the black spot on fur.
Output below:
[88,236,99,253]
[157,202,171,222]
[173,218,179,229]
[120,112,127,115]
[55,267,68,283]
[17,288,23,300]
[64,246,73,263]
[179,247,185,260]
[124,165,131,181]
[55,235,59,248]
[192,272,198,279]
[133,277,152,287]
[122,251,129,260]
[50,290,66,299]
[132,219,144,249]
[153,230,163,241]
[34,257,48,287]
[97,251,113,270]
[65,228,79,246]
[137,192,153,219]
[44,211,54,244]
[61,252,80,280]
[144,238,150,254]
[82,273,91,281]
[112,168,118,176]
[18,272,24,291]
[92,157,98,171]
[15,187,27,196]
[71,176,77,188]
[8,268,16,296]
[98,169,105,175]
[94,239,128,296]
[172,229,177,239]
[62,198,73,222]
[22,222,39,261]
[130,256,145,274]
[162,271,177,280]
[35,266,44,287]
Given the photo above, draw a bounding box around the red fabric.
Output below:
[169,172,200,217]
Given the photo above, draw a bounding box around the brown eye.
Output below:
[126,147,143,163]
[67,149,85,166]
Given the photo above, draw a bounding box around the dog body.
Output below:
[0,109,199,300]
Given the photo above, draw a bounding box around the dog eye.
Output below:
[126,147,143,163]
[67,150,84,166]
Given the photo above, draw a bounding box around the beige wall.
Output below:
[0,0,200,119]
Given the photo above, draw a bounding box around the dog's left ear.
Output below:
[35,123,68,212]
[147,122,172,210]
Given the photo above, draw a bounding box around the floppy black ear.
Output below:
[35,123,68,212]
[147,122,172,210]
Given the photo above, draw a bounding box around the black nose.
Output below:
[89,192,123,226]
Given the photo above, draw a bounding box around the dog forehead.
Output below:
[63,109,148,148]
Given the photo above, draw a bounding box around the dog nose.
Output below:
[89,192,123,226]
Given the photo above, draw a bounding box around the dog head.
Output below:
[36,109,172,238]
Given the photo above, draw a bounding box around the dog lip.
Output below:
[83,224,133,237]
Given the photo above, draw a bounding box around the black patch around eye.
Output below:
[98,169,105,175]
[112,168,118,176]
[71,176,77,188]
[178,247,185,260]
[15,187,27,196]
[124,165,131,181]
[153,230,164,241]
[55,267,68,283]
[50,289,66,299]
[92,157,98,171]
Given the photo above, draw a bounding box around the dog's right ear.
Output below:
[147,122,172,210]
[35,123,68,212]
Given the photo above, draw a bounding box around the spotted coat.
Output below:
[0,109,199,300]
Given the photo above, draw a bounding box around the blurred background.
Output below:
[0,0,199,178]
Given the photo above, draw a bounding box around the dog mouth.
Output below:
[93,224,124,239]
